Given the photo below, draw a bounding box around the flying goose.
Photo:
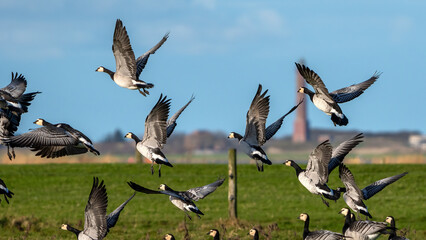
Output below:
[0,178,14,204]
[228,84,302,171]
[208,229,220,240]
[338,164,408,219]
[284,140,340,207]
[295,63,379,126]
[249,228,259,240]
[0,73,41,159]
[385,216,409,240]
[163,233,176,240]
[127,178,224,220]
[96,19,169,96]
[61,177,135,239]
[125,94,173,177]
[328,133,364,174]
[298,213,345,240]
[4,118,99,158]
[339,207,389,240]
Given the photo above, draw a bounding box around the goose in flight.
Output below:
[285,140,341,207]
[0,178,14,204]
[228,84,302,171]
[61,177,135,239]
[125,95,193,177]
[96,19,169,96]
[298,213,346,240]
[0,72,41,159]
[5,118,99,158]
[338,164,407,219]
[296,63,379,126]
[127,178,224,220]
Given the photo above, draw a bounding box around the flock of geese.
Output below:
[0,18,411,239]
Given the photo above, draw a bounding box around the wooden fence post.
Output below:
[228,148,237,220]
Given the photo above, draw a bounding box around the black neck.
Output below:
[233,132,243,141]
[66,225,81,237]
[303,88,315,101]
[253,232,259,240]
[213,234,220,240]
[388,219,397,238]
[303,216,310,240]
[343,212,352,234]
[103,68,115,80]
[290,161,304,177]
[131,134,141,143]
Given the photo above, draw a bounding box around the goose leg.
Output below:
[320,196,330,207]
[185,212,192,221]
[143,88,150,95]
[158,164,162,178]
[7,145,12,160]
[138,89,147,97]
[151,162,154,175]
[11,147,15,159]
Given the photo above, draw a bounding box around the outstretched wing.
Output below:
[328,133,364,174]
[142,94,171,148]
[5,126,78,148]
[265,99,303,141]
[295,63,332,97]
[330,72,380,103]
[106,192,135,230]
[127,181,182,200]
[113,19,136,78]
[1,72,27,99]
[362,172,408,200]
[306,140,333,184]
[339,164,363,199]
[184,178,225,201]
[136,32,169,79]
[32,145,88,158]
[82,177,108,239]
[166,95,194,138]
[244,84,270,146]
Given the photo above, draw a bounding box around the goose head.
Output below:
[385,216,395,224]
[95,66,105,72]
[124,132,134,139]
[228,132,243,141]
[208,229,219,237]
[34,118,46,126]
[60,224,68,231]
[163,233,175,240]
[298,213,309,222]
[298,87,306,93]
[159,184,172,191]
[284,160,293,167]
[249,228,258,237]
[339,207,350,217]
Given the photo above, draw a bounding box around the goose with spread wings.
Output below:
[4,118,99,158]
[125,94,193,177]
[96,19,169,96]
[61,177,135,239]
[285,140,341,207]
[0,72,41,160]
[296,63,379,126]
[128,178,224,220]
[228,84,302,172]
[0,178,14,204]
[338,164,407,219]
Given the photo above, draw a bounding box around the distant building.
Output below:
[409,134,426,151]
[293,59,310,143]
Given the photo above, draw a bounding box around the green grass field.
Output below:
[0,163,424,239]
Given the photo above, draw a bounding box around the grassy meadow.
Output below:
[0,163,424,239]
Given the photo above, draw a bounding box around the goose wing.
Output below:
[361,172,408,200]
[0,109,20,138]
[127,182,182,199]
[339,164,363,199]
[166,95,194,138]
[113,19,137,78]
[142,94,171,148]
[350,220,387,236]
[57,124,94,144]
[106,192,135,230]
[328,133,364,174]
[32,145,88,158]
[135,32,169,79]
[184,178,225,201]
[244,84,270,146]
[5,126,78,148]
[308,230,344,240]
[330,72,380,103]
[82,177,108,239]
[1,73,27,99]
[265,99,302,141]
[295,63,333,97]
[306,140,332,184]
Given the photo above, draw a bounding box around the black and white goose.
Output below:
[296,63,379,126]
[385,216,409,240]
[298,213,345,240]
[125,94,172,177]
[228,84,301,171]
[338,164,408,219]
[5,118,99,158]
[96,19,168,96]
[61,177,135,239]
[128,178,224,220]
[249,228,260,240]
[284,140,340,206]
[208,229,220,240]
[163,233,176,240]
[0,178,14,204]
[0,72,41,159]
[339,207,389,240]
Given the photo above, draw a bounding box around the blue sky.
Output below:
[0,1,425,141]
